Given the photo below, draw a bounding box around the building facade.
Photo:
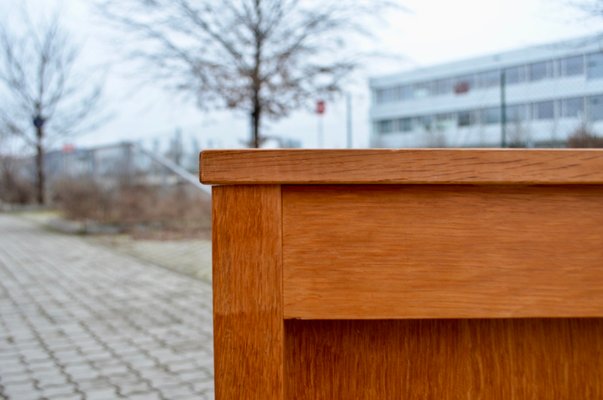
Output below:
[369,33,603,148]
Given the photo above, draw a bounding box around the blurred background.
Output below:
[0,0,603,399]
[2,0,603,217]
[1,0,603,398]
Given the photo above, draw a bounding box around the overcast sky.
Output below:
[1,0,600,150]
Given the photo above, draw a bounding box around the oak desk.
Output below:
[200,149,603,399]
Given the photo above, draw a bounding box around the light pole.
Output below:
[500,70,507,148]
[316,100,325,148]
[346,93,353,148]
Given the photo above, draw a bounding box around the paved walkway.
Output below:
[0,215,214,399]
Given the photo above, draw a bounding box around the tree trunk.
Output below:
[251,14,263,149]
[35,125,45,205]
[251,93,261,148]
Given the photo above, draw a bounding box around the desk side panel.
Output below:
[285,319,603,399]
[213,185,284,399]
[283,185,603,319]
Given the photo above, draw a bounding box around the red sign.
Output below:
[454,81,470,95]
[62,144,75,153]
[316,100,326,115]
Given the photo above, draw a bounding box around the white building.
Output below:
[369,33,603,148]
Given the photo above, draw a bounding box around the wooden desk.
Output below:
[200,149,603,399]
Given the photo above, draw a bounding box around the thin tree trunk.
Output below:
[35,125,45,205]
[251,99,261,148]
[251,7,262,149]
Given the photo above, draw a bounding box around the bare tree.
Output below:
[97,0,398,148]
[0,9,105,204]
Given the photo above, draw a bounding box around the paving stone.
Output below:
[76,343,105,353]
[19,349,50,363]
[166,360,198,373]
[2,382,38,398]
[0,371,33,385]
[123,355,157,369]
[0,361,28,376]
[107,372,141,386]
[53,350,86,365]
[34,371,70,388]
[82,350,113,363]
[41,383,78,398]
[28,361,59,375]
[178,369,212,384]
[1,389,44,400]
[144,370,184,389]
[67,368,101,381]
[96,363,129,377]
[46,394,84,400]
[75,377,114,392]
[117,380,152,396]
[65,364,97,376]
[83,387,118,400]
[157,383,197,399]
[192,380,215,393]
[127,391,162,400]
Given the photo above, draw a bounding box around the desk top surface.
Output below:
[200,149,603,185]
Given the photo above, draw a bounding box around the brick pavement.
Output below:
[0,215,214,399]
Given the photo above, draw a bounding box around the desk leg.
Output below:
[212,185,284,400]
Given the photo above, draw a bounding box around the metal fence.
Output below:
[20,141,210,195]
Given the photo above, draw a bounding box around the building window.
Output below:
[397,117,413,132]
[434,78,453,95]
[389,87,400,102]
[413,82,432,98]
[562,97,584,118]
[400,85,413,101]
[481,107,501,124]
[416,115,434,130]
[435,113,456,129]
[377,120,394,134]
[506,104,529,122]
[562,55,584,76]
[505,65,526,85]
[390,87,401,102]
[533,101,555,120]
[375,89,385,104]
[458,112,471,127]
[529,61,553,81]
[477,70,500,88]
[458,111,477,127]
[376,86,409,104]
[587,53,603,80]
[589,95,603,121]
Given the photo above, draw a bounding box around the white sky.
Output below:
[0,0,600,150]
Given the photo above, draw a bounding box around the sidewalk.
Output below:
[0,215,214,399]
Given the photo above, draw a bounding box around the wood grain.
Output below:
[200,149,603,185]
[283,185,603,319]
[212,185,284,399]
[285,318,603,400]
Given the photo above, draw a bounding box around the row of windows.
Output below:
[375,95,603,134]
[374,53,603,104]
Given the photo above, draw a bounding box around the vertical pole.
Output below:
[317,116,324,148]
[500,70,507,148]
[346,93,353,149]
